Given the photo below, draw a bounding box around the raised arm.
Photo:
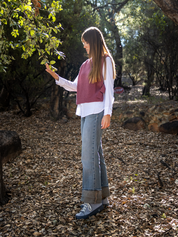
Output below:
[45,63,59,80]
[45,63,77,92]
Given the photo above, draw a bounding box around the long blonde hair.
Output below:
[81,27,116,83]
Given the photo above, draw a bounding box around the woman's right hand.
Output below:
[45,63,59,80]
[101,114,111,129]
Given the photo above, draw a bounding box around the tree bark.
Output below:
[113,27,123,87]
[0,86,10,111]
[50,82,64,120]
[153,0,178,25]
[49,62,66,120]
[142,49,155,96]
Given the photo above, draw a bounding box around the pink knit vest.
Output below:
[76,57,106,105]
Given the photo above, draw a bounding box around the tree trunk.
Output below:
[0,86,10,111]
[153,0,178,25]
[113,26,123,87]
[50,82,64,120]
[142,69,154,96]
[143,52,155,96]
[103,9,123,87]
[50,62,66,120]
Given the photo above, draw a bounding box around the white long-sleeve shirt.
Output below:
[56,57,114,118]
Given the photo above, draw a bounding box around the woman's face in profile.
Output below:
[82,40,90,55]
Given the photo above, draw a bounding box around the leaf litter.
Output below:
[0,88,178,236]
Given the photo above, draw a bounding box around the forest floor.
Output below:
[0,86,178,237]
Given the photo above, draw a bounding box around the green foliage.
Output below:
[0,0,63,72]
[0,0,99,116]
[0,0,64,116]
[117,0,178,99]
[0,47,53,116]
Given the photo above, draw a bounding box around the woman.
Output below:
[46,26,116,219]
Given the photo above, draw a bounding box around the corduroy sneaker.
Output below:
[76,203,103,219]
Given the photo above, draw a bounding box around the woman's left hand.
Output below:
[101,115,111,129]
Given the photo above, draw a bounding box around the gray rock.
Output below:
[122,117,146,131]
[159,121,178,134]
[0,130,22,205]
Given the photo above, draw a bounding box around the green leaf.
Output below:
[12,12,19,18]
[11,29,19,38]
[41,58,48,65]
[2,1,7,7]
[53,28,58,34]
[30,30,35,37]
[161,213,166,219]
[22,45,25,51]
[1,18,7,24]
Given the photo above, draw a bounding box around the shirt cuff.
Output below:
[55,76,64,86]
[104,107,112,116]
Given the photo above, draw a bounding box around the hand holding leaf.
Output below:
[45,63,59,80]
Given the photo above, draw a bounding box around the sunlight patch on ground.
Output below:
[114,86,170,109]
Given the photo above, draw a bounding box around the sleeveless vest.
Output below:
[76,57,106,105]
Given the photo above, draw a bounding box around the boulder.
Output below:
[148,123,159,132]
[168,113,177,121]
[0,130,22,205]
[121,117,146,131]
[159,121,178,135]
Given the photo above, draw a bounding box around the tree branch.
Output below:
[153,0,178,25]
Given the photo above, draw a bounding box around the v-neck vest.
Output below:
[76,57,106,105]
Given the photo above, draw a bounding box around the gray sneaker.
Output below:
[102,197,109,206]
[76,203,104,219]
